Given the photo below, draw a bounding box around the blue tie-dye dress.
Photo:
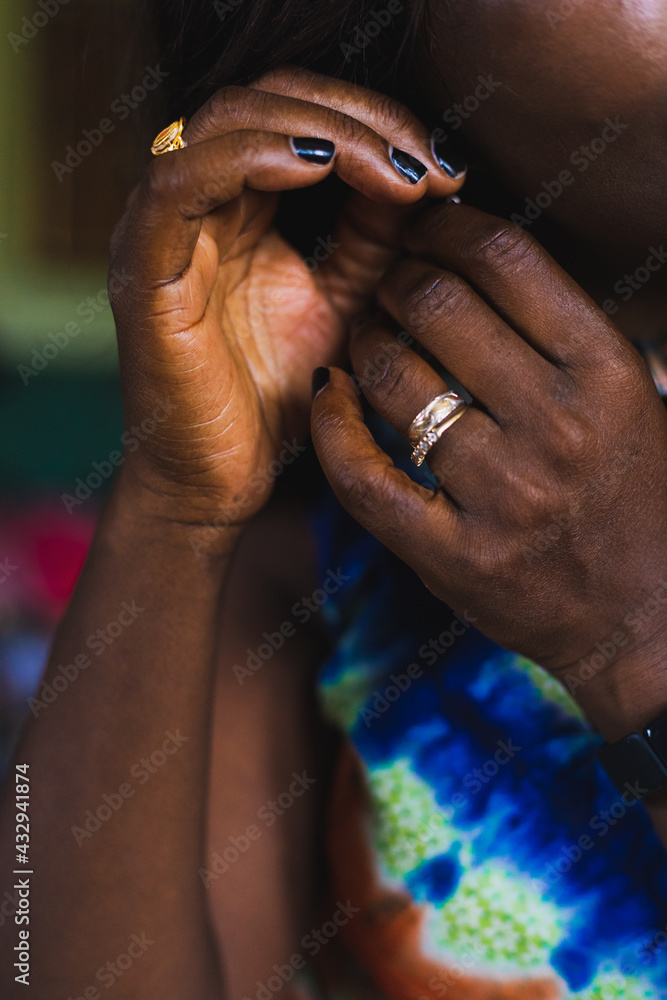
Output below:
[307,418,667,1000]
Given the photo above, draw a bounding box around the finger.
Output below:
[315,193,416,320]
[250,65,467,193]
[406,202,625,368]
[348,317,506,504]
[117,129,337,288]
[350,316,449,433]
[184,85,434,205]
[310,367,461,563]
[377,257,556,422]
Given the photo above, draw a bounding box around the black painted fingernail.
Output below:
[389,146,427,184]
[290,137,335,164]
[431,137,467,179]
[312,366,330,398]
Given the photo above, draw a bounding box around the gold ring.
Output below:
[151,117,187,156]
[408,390,468,467]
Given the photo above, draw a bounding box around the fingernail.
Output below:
[389,146,427,184]
[290,137,335,164]
[312,366,330,398]
[431,137,467,179]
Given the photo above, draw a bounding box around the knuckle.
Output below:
[368,92,416,132]
[504,466,558,521]
[547,406,598,465]
[361,344,407,398]
[402,271,469,330]
[465,222,538,272]
[226,129,262,160]
[337,463,388,522]
[325,107,366,144]
[188,86,247,139]
[252,64,303,94]
[599,340,653,396]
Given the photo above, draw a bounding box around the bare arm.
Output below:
[0,479,236,998]
[205,501,334,997]
[0,481,331,999]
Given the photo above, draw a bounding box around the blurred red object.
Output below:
[0,500,98,625]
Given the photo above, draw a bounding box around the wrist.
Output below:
[559,627,667,742]
[104,465,243,564]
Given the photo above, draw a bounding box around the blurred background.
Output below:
[0,0,153,769]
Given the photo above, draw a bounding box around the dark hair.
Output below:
[146,0,429,118]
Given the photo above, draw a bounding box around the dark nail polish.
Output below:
[290,137,335,164]
[389,146,427,184]
[312,366,330,398]
[431,138,467,179]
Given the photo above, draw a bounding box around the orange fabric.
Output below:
[326,744,562,1000]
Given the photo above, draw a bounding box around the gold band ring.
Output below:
[408,390,468,467]
[151,117,187,156]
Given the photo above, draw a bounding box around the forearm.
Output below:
[203,503,333,995]
[0,475,237,999]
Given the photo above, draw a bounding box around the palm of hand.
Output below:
[134,192,344,519]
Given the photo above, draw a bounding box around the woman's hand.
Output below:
[311,202,667,693]
[108,66,465,536]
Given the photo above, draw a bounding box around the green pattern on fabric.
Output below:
[319,661,377,730]
[514,656,586,721]
[368,759,469,881]
[574,969,655,999]
[367,759,566,973]
[425,863,564,968]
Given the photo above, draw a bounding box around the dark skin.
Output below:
[2,2,667,995]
